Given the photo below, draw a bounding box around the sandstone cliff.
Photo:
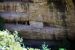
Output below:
[0,0,75,40]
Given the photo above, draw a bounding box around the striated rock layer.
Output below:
[0,0,75,40]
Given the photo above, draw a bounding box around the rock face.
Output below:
[0,0,75,40]
[4,24,64,39]
[0,0,61,24]
[30,21,43,28]
[65,0,75,40]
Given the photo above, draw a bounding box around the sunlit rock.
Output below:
[30,21,43,28]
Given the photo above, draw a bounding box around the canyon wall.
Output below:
[0,0,75,40]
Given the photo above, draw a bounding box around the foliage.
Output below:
[0,30,24,50]
[59,48,66,50]
[41,42,50,50]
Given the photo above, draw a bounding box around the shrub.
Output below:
[41,42,50,50]
[0,30,24,50]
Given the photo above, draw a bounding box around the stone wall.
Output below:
[0,0,62,25]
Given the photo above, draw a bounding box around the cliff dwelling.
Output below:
[0,0,75,49]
